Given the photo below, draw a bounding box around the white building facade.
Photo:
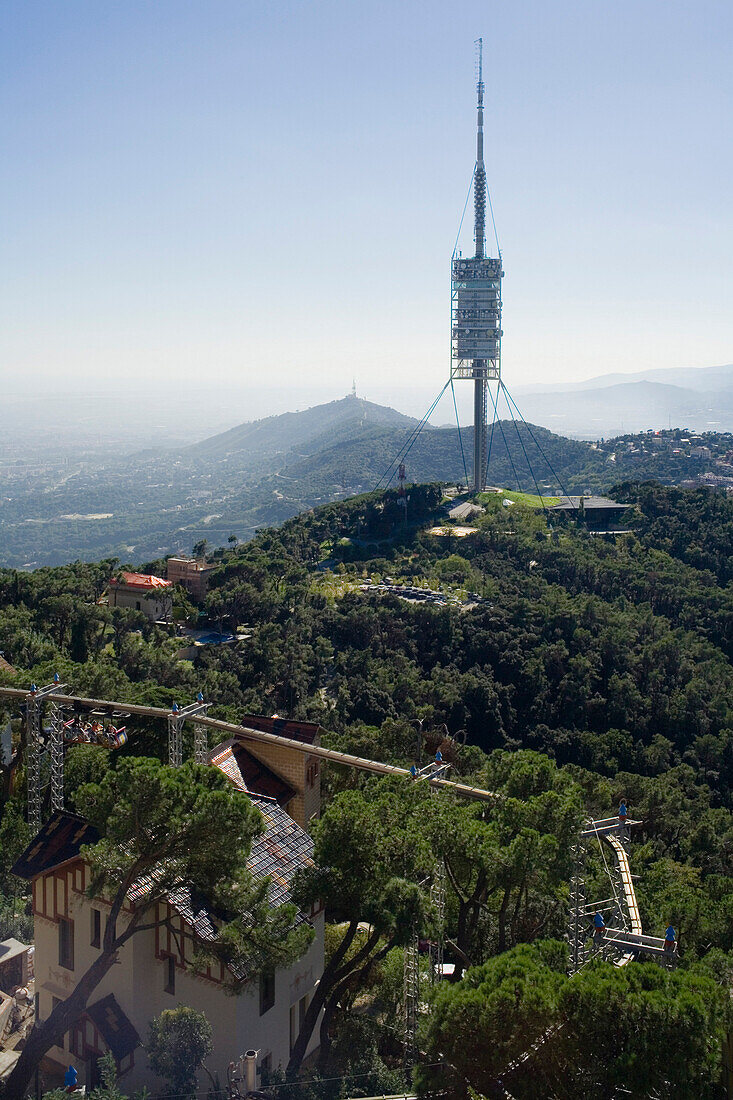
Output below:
[16,787,324,1092]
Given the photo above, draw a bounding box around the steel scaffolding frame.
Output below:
[168,695,208,768]
[24,678,67,833]
[402,930,419,1063]
[48,700,65,813]
[569,816,676,970]
[193,692,210,764]
[403,755,452,1061]
[566,836,589,975]
[168,707,184,768]
[430,855,446,982]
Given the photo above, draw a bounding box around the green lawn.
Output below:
[478,489,561,507]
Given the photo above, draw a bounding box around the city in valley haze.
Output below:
[1,0,732,439]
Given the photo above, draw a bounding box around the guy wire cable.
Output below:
[374,379,451,491]
[484,381,499,486]
[501,383,570,498]
[487,382,521,492]
[502,381,547,510]
[452,165,477,260]
[396,379,453,472]
[450,379,470,487]
[374,382,447,490]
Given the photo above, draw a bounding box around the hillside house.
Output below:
[11,736,325,1093]
[107,573,173,622]
[165,558,217,604]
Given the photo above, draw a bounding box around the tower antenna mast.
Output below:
[474,37,485,261]
[450,37,503,493]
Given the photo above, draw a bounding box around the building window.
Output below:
[289,1003,298,1053]
[259,970,275,1016]
[91,909,101,948]
[306,761,319,788]
[164,954,175,995]
[58,918,74,971]
[105,914,116,943]
[299,994,308,1031]
[135,601,141,611]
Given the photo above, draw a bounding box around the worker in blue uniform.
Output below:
[618,801,627,825]
[64,1065,78,1092]
[664,924,676,954]
[593,912,605,943]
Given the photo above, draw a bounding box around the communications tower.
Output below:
[450,39,503,492]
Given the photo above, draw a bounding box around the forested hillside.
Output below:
[4,380,733,570]
[1,481,733,1096]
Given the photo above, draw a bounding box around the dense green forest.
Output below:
[1,480,733,1097]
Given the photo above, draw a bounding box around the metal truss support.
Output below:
[25,692,43,834]
[194,723,208,764]
[169,695,209,768]
[430,856,446,982]
[168,706,184,768]
[193,693,210,764]
[25,677,67,832]
[403,928,419,1063]
[48,701,65,813]
[566,838,588,975]
[402,753,452,1057]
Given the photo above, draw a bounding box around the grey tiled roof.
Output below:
[248,796,313,911]
[209,742,314,913]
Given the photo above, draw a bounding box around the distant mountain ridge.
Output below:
[186,395,417,461]
[517,363,733,394]
[515,364,733,437]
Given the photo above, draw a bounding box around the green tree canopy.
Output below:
[422,944,730,1100]
[147,1006,213,1100]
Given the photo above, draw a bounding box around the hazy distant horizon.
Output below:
[2,359,733,451]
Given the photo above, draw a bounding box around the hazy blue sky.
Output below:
[1,0,731,423]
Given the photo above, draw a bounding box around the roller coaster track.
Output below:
[0,686,497,804]
[495,817,673,1096]
[580,817,672,963]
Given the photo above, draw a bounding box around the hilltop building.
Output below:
[107,573,172,621]
[548,496,633,532]
[166,557,217,603]
[11,725,325,1092]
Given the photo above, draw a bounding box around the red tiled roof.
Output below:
[110,572,172,589]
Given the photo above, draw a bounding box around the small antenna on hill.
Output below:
[352,379,357,398]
